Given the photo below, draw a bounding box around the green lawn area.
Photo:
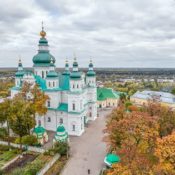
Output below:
[0,145,19,168]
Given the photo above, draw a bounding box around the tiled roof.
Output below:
[97,88,120,101]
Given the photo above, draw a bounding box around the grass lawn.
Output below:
[0,145,19,168]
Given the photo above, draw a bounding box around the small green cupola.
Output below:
[87,59,96,77]
[33,23,55,67]
[15,59,24,77]
[46,58,58,78]
[63,59,70,75]
[70,57,81,79]
[46,58,58,89]
[53,125,68,142]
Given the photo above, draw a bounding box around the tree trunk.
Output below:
[6,120,10,148]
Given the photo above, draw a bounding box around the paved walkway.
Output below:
[61,109,112,175]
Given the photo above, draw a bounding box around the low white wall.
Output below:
[37,154,60,175]
[0,140,45,153]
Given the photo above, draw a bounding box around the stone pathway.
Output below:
[61,109,112,175]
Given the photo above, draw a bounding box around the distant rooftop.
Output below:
[131,90,175,104]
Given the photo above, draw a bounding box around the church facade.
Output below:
[11,27,97,136]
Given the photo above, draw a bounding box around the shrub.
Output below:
[0,144,11,151]
[53,142,69,156]
[15,135,38,146]
[0,128,7,139]
[24,160,43,175]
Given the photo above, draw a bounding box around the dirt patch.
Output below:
[3,153,38,174]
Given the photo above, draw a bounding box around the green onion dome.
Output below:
[57,125,66,132]
[70,71,81,79]
[73,61,78,67]
[33,51,55,64]
[46,71,58,78]
[54,125,68,142]
[87,70,96,76]
[33,126,46,134]
[15,71,25,77]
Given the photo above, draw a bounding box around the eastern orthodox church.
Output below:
[11,26,97,136]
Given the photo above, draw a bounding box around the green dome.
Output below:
[87,70,96,77]
[70,71,81,79]
[33,51,55,64]
[106,154,120,164]
[39,38,48,46]
[89,62,93,67]
[15,71,24,77]
[46,71,58,78]
[33,126,46,134]
[57,125,66,132]
[73,61,78,67]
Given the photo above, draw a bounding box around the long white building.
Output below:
[11,26,97,136]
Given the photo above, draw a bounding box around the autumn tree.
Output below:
[154,132,175,174]
[104,107,160,174]
[142,101,175,137]
[21,82,49,119]
[9,95,35,149]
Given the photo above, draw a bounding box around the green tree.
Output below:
[0,99,12,146]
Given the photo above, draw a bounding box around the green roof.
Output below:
[57,103,68,112]
[33,126,46,134]
[15,71,25,77]
[38,38,48,46]
[35,75,47,89]
[70,71,82,79]
[97,88,120,101]
[46,71,58,78]
[57,125,66,132]
[87,70,96,76]
[59,74,70,90]
[33,51,55,64]
[105,153,120,164]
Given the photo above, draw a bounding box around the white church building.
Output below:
[11,26,97,136]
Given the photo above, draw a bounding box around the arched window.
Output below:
[49,82,51,87]
[73,84,75,89]
[47,117,51,122]
[42,71,44,78]
[47,101,50,107]
[60,118,63,124]
[77,84,79,88]
[72,124,75,131]
[72,103,75,111]
[53,81,55,87]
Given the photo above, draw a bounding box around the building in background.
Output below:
[11,26,97,136]
[97,87,120,109]
[131,90,175,109]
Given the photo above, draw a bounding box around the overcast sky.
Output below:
[1,0,175,68]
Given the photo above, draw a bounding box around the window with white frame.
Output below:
[72,103,75,111]
[47,117,51,122]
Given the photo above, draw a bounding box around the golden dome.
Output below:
[40,30,46,38]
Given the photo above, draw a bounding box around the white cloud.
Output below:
[0,0,175,67]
